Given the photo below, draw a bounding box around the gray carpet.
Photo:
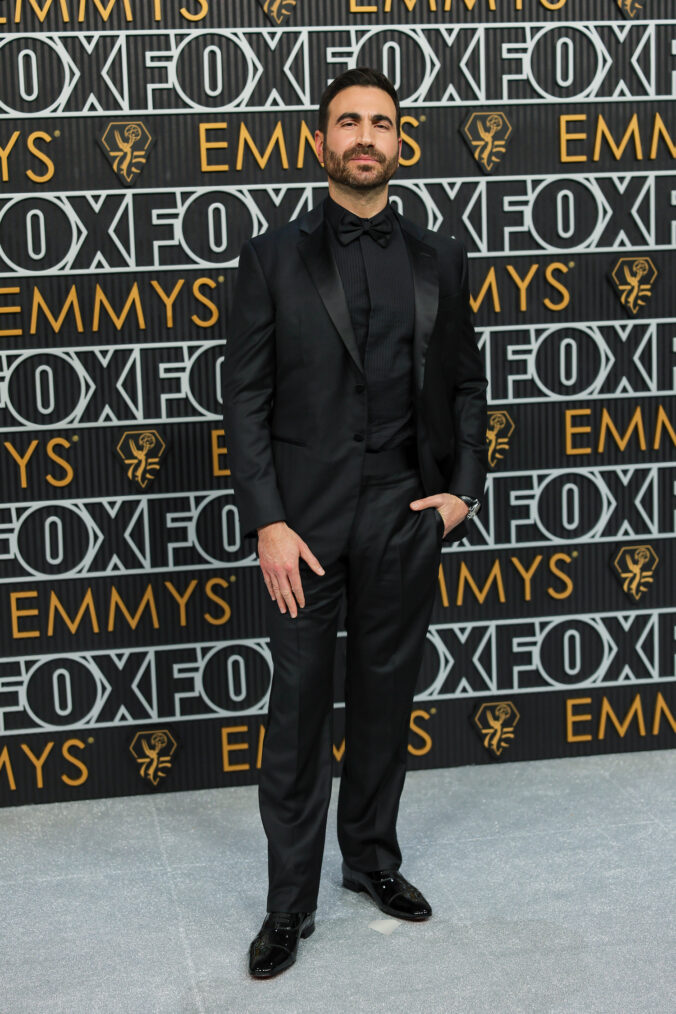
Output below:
[2,750,674,1014]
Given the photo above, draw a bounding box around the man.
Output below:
[222,68,487,978]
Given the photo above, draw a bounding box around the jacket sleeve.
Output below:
[222,240,286,538]
[447,245,488,501]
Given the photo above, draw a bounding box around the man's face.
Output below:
[315,85,401,191]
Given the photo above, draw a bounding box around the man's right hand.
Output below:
[257,521,325,618]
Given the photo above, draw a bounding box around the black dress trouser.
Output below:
[259,465,444,913]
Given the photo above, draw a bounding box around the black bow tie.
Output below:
[337,210,393,248]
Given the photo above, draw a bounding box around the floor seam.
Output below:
[150,798,206,1014]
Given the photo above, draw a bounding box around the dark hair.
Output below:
[317,67,401,136]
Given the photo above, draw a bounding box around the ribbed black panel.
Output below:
[0,0,674,805]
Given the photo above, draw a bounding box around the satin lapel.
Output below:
[403,226,439,391]
[298,214,363,375]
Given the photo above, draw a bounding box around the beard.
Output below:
[323,142,399,190]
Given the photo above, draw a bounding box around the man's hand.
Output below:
[257,521,325,617]
[409,493,469,537]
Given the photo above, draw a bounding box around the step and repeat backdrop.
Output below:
[0,0,674,806]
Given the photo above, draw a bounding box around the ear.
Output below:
[314,130,324,165]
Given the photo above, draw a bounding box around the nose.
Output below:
[356,119,376,146]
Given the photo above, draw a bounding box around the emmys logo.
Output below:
[616,0,645,17]
[473,701,520,758]
[610,256,657,315]
[461,112,512,173]
[486,410,515,469]
[129,730,177,786]
[116,429,166,488]
[260,0,297,24]
[99,121,153,186]
[612,544,659,601]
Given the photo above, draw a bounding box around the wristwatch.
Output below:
[457,495,481,520]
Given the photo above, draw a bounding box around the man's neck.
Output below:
[327,180,389,219]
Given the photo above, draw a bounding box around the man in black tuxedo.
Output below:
[223,68,487,978]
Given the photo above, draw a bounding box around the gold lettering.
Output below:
[15,0,70,22]
[510,555,542,601]
[565,407,592,455]
[192,277,219,328]
[594,113,643,163]
[649,113,676,160]
[0,746,16,790]
[204,577,231,626]
[199,122,228,172]
[20,741,54,789]
[93,283,146,332]
[598,694,646,739]
[399,115,421,167]
[30,284,84,334]
[559,114,587,163]
[10,589,40,639]
[4,439,39,489]
[236,121,289,171]
[180,0,208,20]
[566,696,592,743]
[107,586,159,631]
[456,560,505,606]
[150,279,185,329]
[652,692,676,735]
[547,553,574,600]
[46,437,74,487]
[61,739,88,786]
[333,739,346,762]
[544,262,570,311]
[26,131,54,183]
[164,579,198,626]
[506,263,538,312]
[597,406,646,453]
[470,267,500,314]
[0,131,21,181]
[211,429,230,476]
[47,588,99,636]
[0,286,23,337]
[221,725,249,772]
[255,724,265,769]
[296,121,320,169]
[653,405,676,450]
[409,710,433,756]
[78,0,132,22]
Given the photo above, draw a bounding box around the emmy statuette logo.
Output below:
[129,730,178,787]
[260,0,297,24]
[473,702,520,758]
[612,544,659,601]
[116,429,166,489]
[99,121,154,186]
[461,112,513,174]
[616,0,645,17]
[486,410,515,469]
[610,257,657,316]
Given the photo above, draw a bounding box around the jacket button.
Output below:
[355,384,365,393]
[353,433,364,442]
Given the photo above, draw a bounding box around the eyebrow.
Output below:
[335,112,395,127]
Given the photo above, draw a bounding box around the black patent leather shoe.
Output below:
[342,863,432,921]
[248,910,315,979]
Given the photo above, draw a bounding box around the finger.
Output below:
[299,542,325,576]
[276,573,299,618]
[261,571,276,601]
[409,497,436,511]
[289,567,305,609]
[269,575,287,614]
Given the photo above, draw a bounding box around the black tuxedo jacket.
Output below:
[222,200,488,559]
